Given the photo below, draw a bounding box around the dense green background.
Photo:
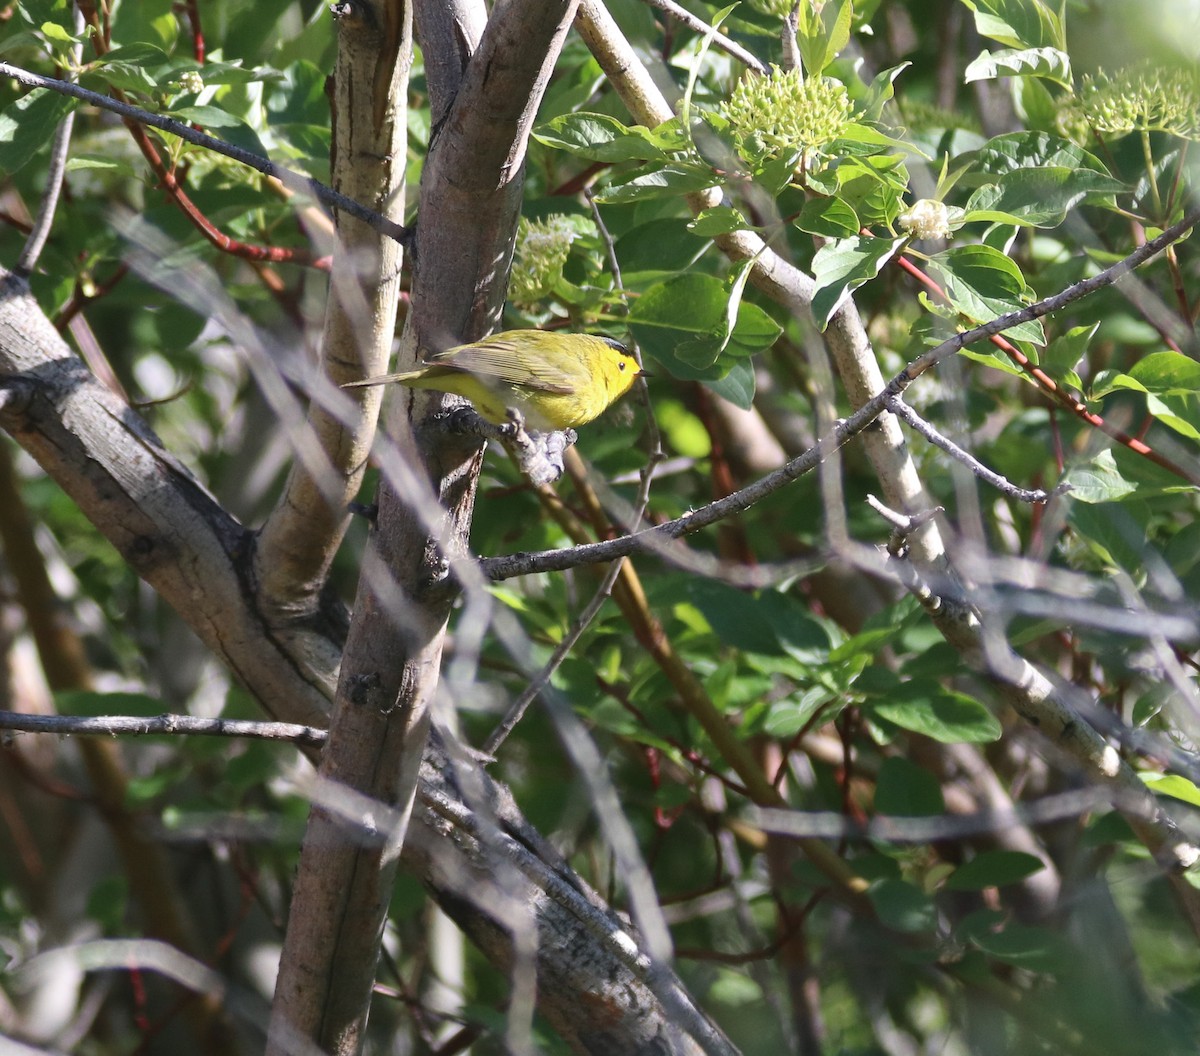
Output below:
[1,0,1198,1053]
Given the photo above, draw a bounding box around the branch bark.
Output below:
[254,0,411,696]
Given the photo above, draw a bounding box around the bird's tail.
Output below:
[341,369,425,390]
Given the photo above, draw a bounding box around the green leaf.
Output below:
[169,105,268,159]
[1146,393,1200,441]
[17,0,70,28]
[687,582,831,658]
[1081,810,1135,848]
[795,195,861,239]
[830,627,902,664]
[795,0,853,77]
[927,244,1045,344]
[39,20,76,45]
[765,687,836,738]
[954,344,1028,379]
[870,681,1002,743]
[859,62,911,123]
[837,121,930,158]
[594,163,719,204]
[1127,350,1200,395]
[1015,74,1060,132]
[965,169,1125,228]
[109,0,177,50]
[869,879,937,932]
[0,31,46,57]
[172,60,276,87]
[687,207,750,237]
[66,153,141,179]
[965,921,1065,970]
[1062,450,1137,503]
[630,273,780,376]
[1066,442,1194,505]
[727,301,782,355]
[960,133,1122,226]
[616,219,707,278]
[1040,323,1098,379]
[811,235,906,330]
[945,851,1045,890]
[98,42,171,67]
[0,88,78,173]
[963,132,1112,177]
[964,46,1071,86]
[532,112,675,163]
[874,757,945,817]
[1141,773,1200,809]
[1067,501,1151,573]
[960,0,1064,50]
[706,358,756,408]
[83,62,160,95]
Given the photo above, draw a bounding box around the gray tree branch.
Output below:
[253,0,411,680]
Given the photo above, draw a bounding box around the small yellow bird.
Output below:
[342,329,643,431]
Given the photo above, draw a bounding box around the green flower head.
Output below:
[509,215,582,308]
[1077,64,1200,141]
[722,66,855,174]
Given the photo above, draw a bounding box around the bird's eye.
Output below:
[618,361,626,371]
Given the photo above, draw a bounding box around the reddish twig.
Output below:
[895,251,1200,486]
[53,261,129,331]
[183,0,205,63]
[33,16,328,267]
[123,117,325,267]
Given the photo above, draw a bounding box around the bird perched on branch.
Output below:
[342,329,644,431]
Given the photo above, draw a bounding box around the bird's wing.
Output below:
[429,336,578,395]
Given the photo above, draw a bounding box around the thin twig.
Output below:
[482,556,626,754]
[0,61,410,245]
[16,10,84,274]
[751,786,1124,843]
[886,395,1065,504]
[637,0,769,74]
[0,710,327,746]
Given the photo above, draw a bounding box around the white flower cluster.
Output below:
[897,199,951,241]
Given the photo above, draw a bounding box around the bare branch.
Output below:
[479,393,880,580]
[0,710,327,746]
[751,786,1121,843]
[637,0,769,73]
[885,395,1063,504]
